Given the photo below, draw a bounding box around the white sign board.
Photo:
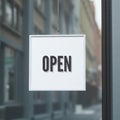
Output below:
[29,35,86,91]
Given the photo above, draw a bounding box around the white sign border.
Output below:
[29,34,86,91]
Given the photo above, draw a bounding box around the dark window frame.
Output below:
[102,0,112,120]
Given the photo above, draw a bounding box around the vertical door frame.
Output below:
[102,0,112,120]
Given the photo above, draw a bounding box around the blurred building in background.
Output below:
[0,0,80,119]
[90,0,102,102]
[0,0,101,120]
[76,0,102,107]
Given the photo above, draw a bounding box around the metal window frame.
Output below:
[102,0,112,120]
[0,43,4,105]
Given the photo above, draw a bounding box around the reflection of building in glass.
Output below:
[0,0,102,119]
[76,0,102,107]
[4,47,16,102]
[0,0,81,119]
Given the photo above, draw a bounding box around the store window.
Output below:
[4,47,16,102]
[5,0,12,26]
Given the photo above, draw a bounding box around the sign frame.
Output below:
[29,34,86,91]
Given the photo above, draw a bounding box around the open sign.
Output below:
[29,35,86,91]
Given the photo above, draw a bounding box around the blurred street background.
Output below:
[0,0,102,120]
[63,104,102,120]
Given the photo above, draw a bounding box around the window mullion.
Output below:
[16,7,19,30]
[11,0,14,27]
[2,0,5,22]
[0,43,4,105]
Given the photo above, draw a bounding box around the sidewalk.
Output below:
[63,104,102,120]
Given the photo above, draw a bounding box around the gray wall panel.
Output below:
[112,0,120,120]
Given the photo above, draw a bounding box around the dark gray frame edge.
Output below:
[102,0,112,120]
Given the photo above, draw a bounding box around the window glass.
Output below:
[0,0,2,17]
[34,92,40,100]
[52,92,61,102]
[53,0,57,15]
[5,1,12,26]
[35,0,45,13]
[34,25,42,34]
[53,0,102,119]
[19,11,23,32]
[34,92,46,102]
[4,47,16,102]
[65,14,71,34]
[4,1,22,32]
[13,6,18,29]
[36,0,42,6]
